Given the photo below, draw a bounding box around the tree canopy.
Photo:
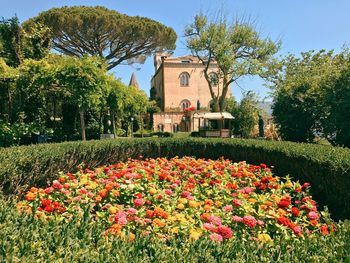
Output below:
[271,49,350,146]
[0,16,51,67]
[25,6,177,70]
[185,14,279,112]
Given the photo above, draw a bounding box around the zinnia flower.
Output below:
[209,233,223,242]
[133,198,144,207]
[217,226,233,239]
[243,216,257,228]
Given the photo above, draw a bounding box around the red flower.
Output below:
[320,224,329,235]
[278,197,291,209]
[243,216,257,228]
[145,210,154,218]
[291,207,300,217]
[217,226,233,239]
[41,199,51,207]
[277,216,290,226]
[260,163,267,169]
[133,198,144,207]
[44,205,54,212]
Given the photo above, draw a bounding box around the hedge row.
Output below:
[0,138,350,219]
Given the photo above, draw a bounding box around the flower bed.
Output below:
[18,157,334,242]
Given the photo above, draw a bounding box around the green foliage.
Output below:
[0,196,349,261]
[185,14,280,111]
[227,92,260,138]
[272,49,350,146]
[0,16,50,67]
[26,6,177,70]
[1,138,350,219]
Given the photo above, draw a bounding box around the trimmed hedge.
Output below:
[0,138,350,219]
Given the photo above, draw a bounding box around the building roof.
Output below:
[128,72,140,89]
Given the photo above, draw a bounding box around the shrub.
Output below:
[0,138,350,219]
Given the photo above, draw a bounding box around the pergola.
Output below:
[192,112,234,138]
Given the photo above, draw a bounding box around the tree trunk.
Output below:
[140,113,143,137]
[79,109,86,141]
[111,110,116,138]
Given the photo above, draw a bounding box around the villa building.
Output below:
[151,54,230,133]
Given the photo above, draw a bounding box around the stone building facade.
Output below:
[151,54,230,133]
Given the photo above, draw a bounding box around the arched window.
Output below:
[209,72,219,86]
[179,72,190,86]
[180,100,191,111]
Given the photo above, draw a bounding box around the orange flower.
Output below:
[248,198,256,203]
[265,201,273,206]
[29,187,38,193]
[204,199,214,206]
[152,218,166,228]
[111,190,120,197]
[95,195,102,202]
[105,183,114,191]
[99,189,108,198]
[204,204,211,211]
[25,191,36,201]
[128,232,135,241]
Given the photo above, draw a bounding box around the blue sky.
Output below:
[2,0,350,101]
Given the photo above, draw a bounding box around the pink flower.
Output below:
[243,216,258,228]
[127,208,137,214]
[181,191,191,198]
[115,211,126,219]
[223,205,233,212]
[203,223,216,231]
[134,198,144,207]
[232,215,243,223]
[60,189,70,195]
[87,192,94,198]
[257,220,265,227]
[209,215,222,226]
[73,196,81,202]
[209,233,223,242]
[240,187,254,194]
[44,187,53,194]
[232,199,244,207]
[118,217,128,225]
[293,226,302,236]
[79,188,88,195]
[52,181,63,190]
[165,189,172,195]
[307,211,320,220]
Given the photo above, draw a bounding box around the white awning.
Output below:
[193,112,234,120]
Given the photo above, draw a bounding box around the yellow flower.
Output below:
[80,175,89,185]
[257,233,272,243]
[170,227,179,234]
[177,203,185,210]
[86,181,98,190]
[188,200,199,208]
[168,216,177,223]
[108,206,117,214]
[285,181,293,188]
[179,198,188,204]
[149,188,157,195]
[189,228,202,240]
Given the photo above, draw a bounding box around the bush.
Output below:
[0,138,350,219]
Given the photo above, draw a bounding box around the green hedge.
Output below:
[0,138,350,219]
